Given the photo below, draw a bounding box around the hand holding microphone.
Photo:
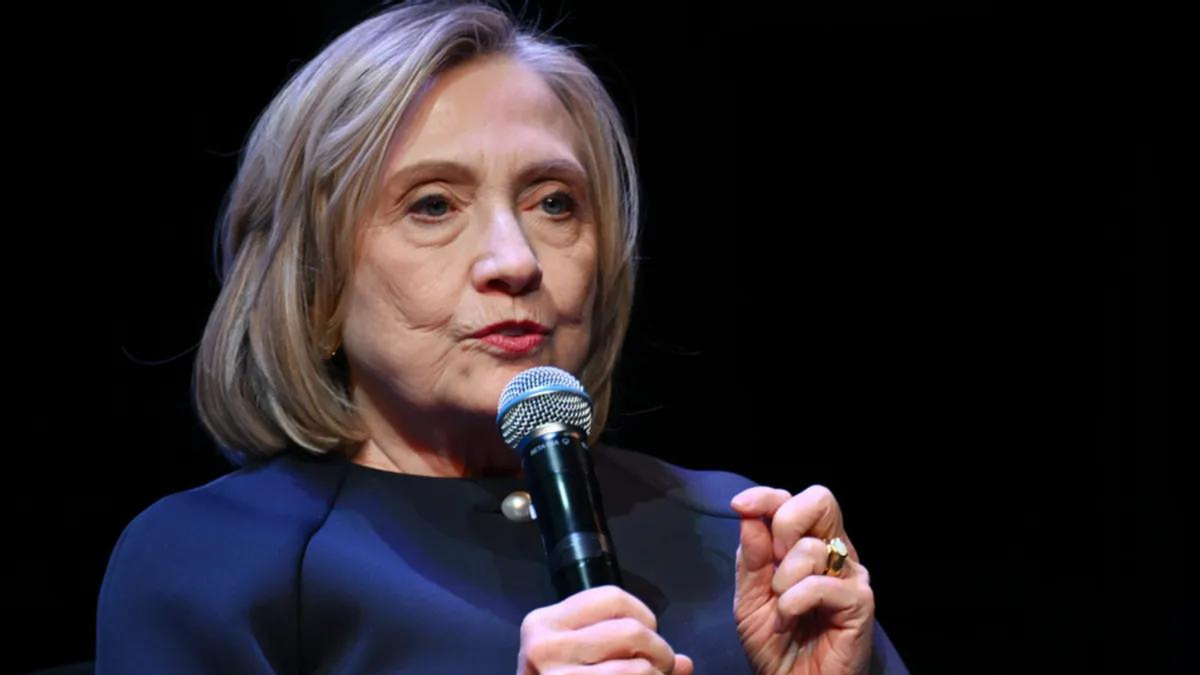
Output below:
[500,367,692,675]
[516,586,694,675]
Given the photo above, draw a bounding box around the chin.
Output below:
[476,367,524,411]
[473,357,579,409]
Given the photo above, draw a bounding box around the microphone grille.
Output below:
[497,366,593,450]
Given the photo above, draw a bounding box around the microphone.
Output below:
[496,366,623,599]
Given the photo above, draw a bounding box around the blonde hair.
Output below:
[193,0,639,464]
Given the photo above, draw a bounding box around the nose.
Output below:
[471,206,542,296]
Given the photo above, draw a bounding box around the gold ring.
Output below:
[825,537,849,577]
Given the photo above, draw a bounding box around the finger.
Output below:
[769,485,849,562]
[577,654,692,675]
[567,617,678,673]
[775,564,875,634]
[541,585,658,632]
[732,488,791,607]
[734,515,774,610]
[730,486,792,519]
[770,536,829,597]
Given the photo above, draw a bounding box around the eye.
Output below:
[540,191,577,218]
[409,194,452,221]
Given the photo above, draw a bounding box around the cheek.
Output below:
[352,233,464,331]
[383,271,459,330]
[544,239,600,374]
[341,244,467,372]
[546,234,600,319]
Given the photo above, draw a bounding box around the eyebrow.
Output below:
[385,158,590,195]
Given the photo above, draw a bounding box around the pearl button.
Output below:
[501,490,537,522]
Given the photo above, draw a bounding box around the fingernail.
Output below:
[731,495,750,509]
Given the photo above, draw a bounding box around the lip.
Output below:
[469,320,552,339]
[470,321,552,356]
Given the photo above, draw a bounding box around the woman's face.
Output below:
[341,55,599,425]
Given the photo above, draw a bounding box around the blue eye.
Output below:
[412,195,451,218]
[542,192,576,217]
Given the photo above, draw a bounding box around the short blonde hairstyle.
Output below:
[193,1,640,464]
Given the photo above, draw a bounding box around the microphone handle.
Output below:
[519,422,623,599]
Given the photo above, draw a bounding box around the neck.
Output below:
[346,391,524,479]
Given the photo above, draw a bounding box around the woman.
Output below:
[97,2,909,673]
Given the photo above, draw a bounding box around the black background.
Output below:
[10,2,1175,674]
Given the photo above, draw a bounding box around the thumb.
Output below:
[731,487,790,613]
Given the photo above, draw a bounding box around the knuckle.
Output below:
[525,635,557,665]
[808,484,836,507]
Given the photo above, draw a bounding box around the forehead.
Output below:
[386,56,583,168]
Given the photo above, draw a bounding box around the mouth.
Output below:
[470,321,551,355]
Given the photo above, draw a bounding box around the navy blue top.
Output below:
[96,445,908,674]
